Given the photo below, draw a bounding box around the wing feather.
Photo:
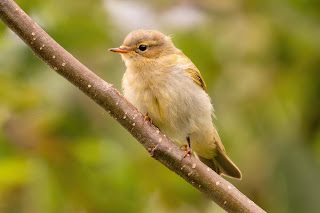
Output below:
[185,67,207,92]
[172,54,207,92]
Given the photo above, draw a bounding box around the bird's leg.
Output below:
[182,136,193,158]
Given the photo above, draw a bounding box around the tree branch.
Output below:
[0,0,265,212]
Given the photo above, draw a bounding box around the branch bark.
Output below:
[0,1,265,212]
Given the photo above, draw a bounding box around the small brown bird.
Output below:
[109,30,242,179]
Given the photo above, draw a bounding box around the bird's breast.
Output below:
[122,67,169,128]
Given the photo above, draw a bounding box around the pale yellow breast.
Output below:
[122,64,170,129]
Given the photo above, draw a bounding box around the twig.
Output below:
[0,0,266,212]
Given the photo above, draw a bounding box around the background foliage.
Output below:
[1,0,320,212]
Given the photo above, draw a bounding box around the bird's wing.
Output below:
[185,66,207,92]
[172,53,207,92]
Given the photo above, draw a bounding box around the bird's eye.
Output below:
[138,44,147,51]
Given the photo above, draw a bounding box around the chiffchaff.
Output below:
[109,30,242,179]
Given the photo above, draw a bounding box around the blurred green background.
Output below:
[1,0,320,212]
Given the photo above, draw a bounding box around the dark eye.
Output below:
[138,44,147,51]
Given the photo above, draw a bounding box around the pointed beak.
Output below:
[108,47,130,54]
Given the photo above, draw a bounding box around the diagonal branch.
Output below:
[0,0,265,212]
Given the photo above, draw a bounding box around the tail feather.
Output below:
[214,147,242,179]
[195,148,242,180]
[194,153,221,174]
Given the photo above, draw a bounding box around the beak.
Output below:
[108,47,130,53]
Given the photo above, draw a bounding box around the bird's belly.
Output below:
[125,86,171,133]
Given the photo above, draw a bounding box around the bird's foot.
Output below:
[180,144,193,158]
[144,112,152,123]
[181,136,192,159]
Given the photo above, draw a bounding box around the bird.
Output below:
[109,29,242,179]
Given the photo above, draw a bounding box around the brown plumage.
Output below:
[109,30,242,179]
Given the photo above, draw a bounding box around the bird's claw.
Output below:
[180,144,193,158]
[144,112,152,123]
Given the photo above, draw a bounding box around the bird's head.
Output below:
[109,30,178,67]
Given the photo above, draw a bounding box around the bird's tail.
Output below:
[195,148,242,179]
